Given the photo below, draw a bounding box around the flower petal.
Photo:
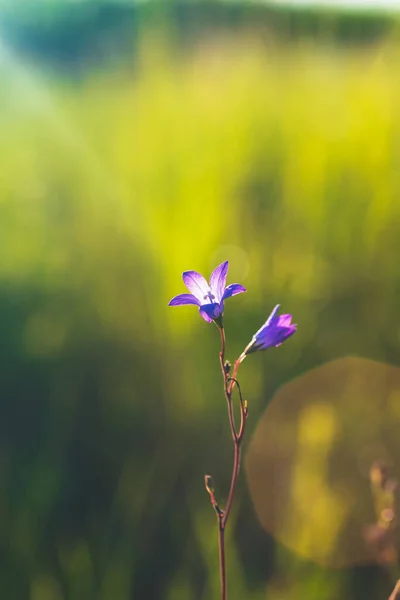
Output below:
[282,324,297,339]
[168,293,200,307]
[209,261,229,302]
[272,325,297,347]
[276,314,292,327]
[254,322,297,349]
[222,283,246,300]
[254,304,280,337]
[199,302,223,322]
[199,308,213,322]
[182,270,210,302]
[266,324,296,348]
[266,304,280,325]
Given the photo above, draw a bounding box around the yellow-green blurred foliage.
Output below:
[1,18,400,599]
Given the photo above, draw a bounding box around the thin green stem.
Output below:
[205,325,248,600]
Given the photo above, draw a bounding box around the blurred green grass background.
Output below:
[1,2,400,598]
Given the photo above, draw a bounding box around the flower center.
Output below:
[203,291,215,303]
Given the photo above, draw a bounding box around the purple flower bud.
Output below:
[241,304,296,358]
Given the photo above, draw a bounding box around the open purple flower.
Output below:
[168,261,246,323]
[241,304,296,358]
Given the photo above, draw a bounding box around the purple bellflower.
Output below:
[240,304,296,360]
[168,260,246,323]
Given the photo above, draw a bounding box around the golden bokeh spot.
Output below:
[245,356,400,567]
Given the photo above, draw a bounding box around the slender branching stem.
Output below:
[205,324,248,600]
[389,580,400,600]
